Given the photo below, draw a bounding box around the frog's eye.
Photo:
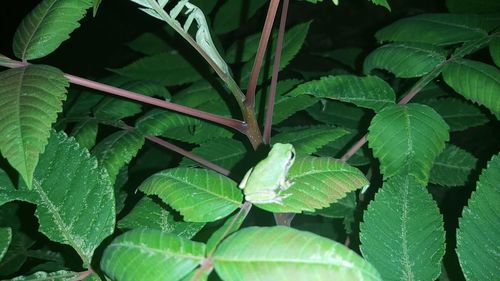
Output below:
[287,150,296,167]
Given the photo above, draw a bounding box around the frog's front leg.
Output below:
[279,177,293,191]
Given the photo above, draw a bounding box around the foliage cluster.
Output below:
[0,0,498,280]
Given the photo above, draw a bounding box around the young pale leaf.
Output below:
[364,43,447,78]
[430,145,477,187]
[490,37,500,67]
[289,75,395,112]
[139,168,243,222]
[213,0,267,34]
[240,22,311,88]
[10,270,79,281]
[111,52,202,86]
[101,229,205,281]
[0,65,68,188]
[442,59,500,117]
[206,204,251,256]
[307,100,368,129]
[32,131,114,266]
[179,139,250,170]
[367,104,449,183]
[375,14,489,45]
[457,153,500,280]
[0,227,11,261]
[360,175,445,281]
[253,156,369,213]
[118,197,205,239]
[12,0,92,60]
[93,0,102,16]
[92,130,145,184]
[272,126,349,155]
[423,98,489,131]
[213,226,382,281]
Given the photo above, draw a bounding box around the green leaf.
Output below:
[0,231,34,276]
[0,227,11,262]
[213,226,382,281]
[446,0,500,14]
[272,126,350,155]
[180,139,250,170]
[364,43,447,78]
[101,229,205,281]
[70,118,98,150]
[240,22,311,88]
[457,153,500,280]
[307,100,368,129]
[367,104,449,183]
[315,129,370,166]
[423,98,489,131]
[92,130,145,184]
[226,30,268,64]
[111,52,202,86]
[93,79,170,121]
[289,75,395,112]
[12,0,92,60]
[314,191,356,218]
[128,32,172,55]
[491,36,500,68]
[172,80,222,108]
[0,65,68,188]
[33,131,114,265]
[213,0,267,34]
[360,175,445,281]
[206,205,251,256]
[370,0,391,10]
[118,197,205,239]
[139,168,243,222]
[255,80,317,125]
[375,14,489,45]
[430,144,477,187]
[136,109,233,144]
[442,59,500,117]
[315,48,363,70]
[254,156,369,213]
[10,270,79,281]
[0,131,115,266]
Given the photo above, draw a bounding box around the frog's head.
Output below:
[270,143,295,169]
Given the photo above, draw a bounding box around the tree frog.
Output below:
[239,143,296,205]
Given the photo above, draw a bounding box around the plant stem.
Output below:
[263,0,289,144]
[145,135,230,176]
[0,56,247,134]
[244,0,281,109]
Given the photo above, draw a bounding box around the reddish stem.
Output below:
[0,57,247,134]
[263,0,289,144]
[244,0,281,108]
